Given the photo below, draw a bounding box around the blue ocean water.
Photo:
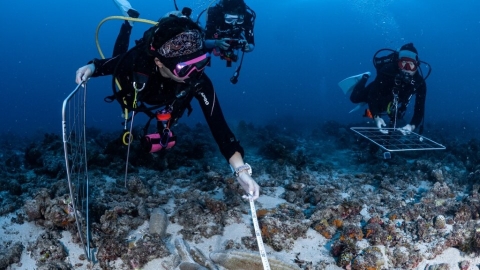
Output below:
[1,0,479,138]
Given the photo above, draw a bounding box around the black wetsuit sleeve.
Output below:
[88,55,122,77]
[410,82,427,126]
[194,76,244,161]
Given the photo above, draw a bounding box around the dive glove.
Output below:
[215,39,230,50]
[75,64,95,84]
[234,164,260,200]
[205,39,229,50]
[399,124,415,135]
[374,116,388,134]
[242,42,255,52]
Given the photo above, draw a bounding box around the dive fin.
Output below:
[338,72,371,95]
[113,0,140,20]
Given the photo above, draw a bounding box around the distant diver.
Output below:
[339,43,431,135]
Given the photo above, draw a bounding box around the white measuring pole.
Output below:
[248,196,271,270]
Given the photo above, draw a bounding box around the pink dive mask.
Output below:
[173,53,211,79]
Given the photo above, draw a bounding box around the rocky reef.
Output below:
[1,121,480,269]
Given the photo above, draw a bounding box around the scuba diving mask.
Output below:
[398,57,418,80]
[224,14,244,24]
[173,53,211,79]
[398,58,418,72]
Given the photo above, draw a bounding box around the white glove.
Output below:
[374,116,388,134]
[215,39,230,50]
[399,124,415,135]
[75,64,95,84]
[237,173,260,200]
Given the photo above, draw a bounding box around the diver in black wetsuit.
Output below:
[350,43,427,135]
[204,0,256,71]
[74,10,260,200]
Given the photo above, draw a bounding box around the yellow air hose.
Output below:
[95,16,158,58]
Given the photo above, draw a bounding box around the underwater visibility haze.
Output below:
[1,0,479,137]
[2,1,480,269]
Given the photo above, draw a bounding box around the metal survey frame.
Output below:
[62,82,94,261]
[350,127,446,152]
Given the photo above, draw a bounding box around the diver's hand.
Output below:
[237,173,260,201]
[75,64,95,84]
[215,39,230,50]
[242,41,254,52]
[399,124,415,135]
[205,39,229,50]
[374,116,388,134]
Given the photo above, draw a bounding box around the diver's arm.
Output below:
[410,83,427,127]
[87,55,122,77]
[75,55,122,84]
[193,75,260,200]
[194,76,244,161]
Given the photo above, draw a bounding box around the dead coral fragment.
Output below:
[339,201,362,219]
[23,189,52,222]
[431,181,451,198]
[259,215,310,251]
[459,260,470,270]
[351,246,385,270]
[43,198,76,228]
[205,198,227,214]
[256,208,270,218]
[340,224,364,241]
[431,170,445,182]
[27,231,69,267]
[425,263,450,270]
[454,204,472,223]
[433,215,446,230]
[331,237,358,268]
[126,175,151,197]
[0,242,23,269]
[391,247,409,268]
[364,223,387,245]
[332,219,343,228]
[312,219,336,239]
[210,250,300,270]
